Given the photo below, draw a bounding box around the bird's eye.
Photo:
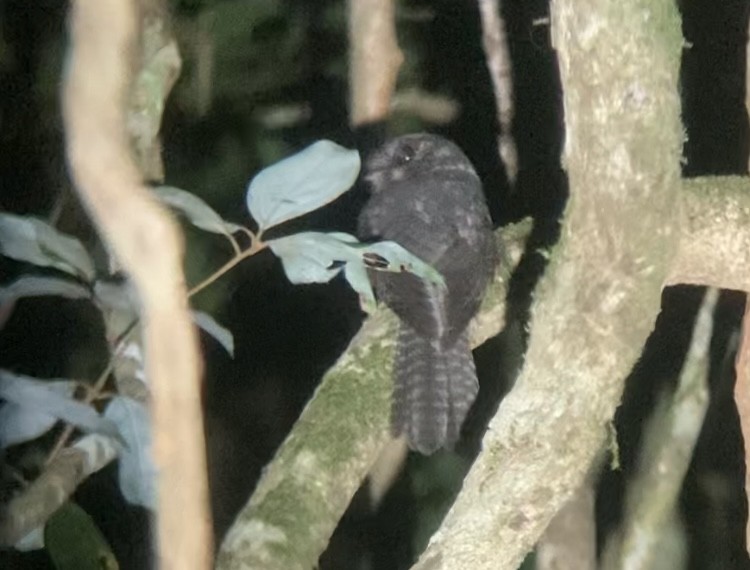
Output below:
[395,144,416,166]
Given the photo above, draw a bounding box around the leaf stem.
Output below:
[226,233,241,256]
[44,341,120,465]
[44,229,263,464]
[236,226,257,246]
[187,240,266,298]
[45,227,267,465]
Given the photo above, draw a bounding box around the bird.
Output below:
[357,133,497,454]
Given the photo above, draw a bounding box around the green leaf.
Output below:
[0,380,77,447]
[153,186,245,236]
[93,279,141,343]
[246,140,361,232]
[0,371,121,444]
[105,397,156,510]
[0,276,90,304]
[355,240,446,288]
[0,213,95,281]
[266,231,445,313]
[192,310,234,356]
[45,502,118,570]
[266,232,355,284]
[343,260,376,314]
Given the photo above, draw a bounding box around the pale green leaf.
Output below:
[105,397,156,510]
[192,310,234,356]
[267,231,445,313]
[153,186,245,236]
[45,502,118,570]
[246,140,360,232]
[0,213,95,281]
[0,371,120,443]
[0,276,90,304]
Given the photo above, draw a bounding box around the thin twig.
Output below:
[47,231,259,464]
[226,233,241,256]
[235,225,257,246]
[187,241,265,298]
[44,364,113,466]
[45,314,141,465]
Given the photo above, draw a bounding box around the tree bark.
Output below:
[413,0,684,566]
[63,1,211,568]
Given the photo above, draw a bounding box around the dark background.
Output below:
[0,0,748,568]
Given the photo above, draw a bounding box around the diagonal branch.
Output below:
[215,222,530,570]
[0,435,119,546]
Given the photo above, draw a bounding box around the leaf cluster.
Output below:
[0,139,443,562]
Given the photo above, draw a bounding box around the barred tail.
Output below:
[391,325,478,454]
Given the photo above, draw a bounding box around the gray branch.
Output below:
[0,435,119,546]
[213,138,750,570]
[412,0,685,566]
[668,176,750,292]
[601,288,716,570]
[536,474,597,570]
[215,223,530,570]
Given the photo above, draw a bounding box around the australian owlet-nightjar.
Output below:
[357,133,497,454]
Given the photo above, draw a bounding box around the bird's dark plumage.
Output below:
[357,134,496,454]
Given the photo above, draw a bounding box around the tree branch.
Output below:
[536,476,597,570]
[215,223,530,570]
[735,291,750,558]
[212,163,750,568]
[63,1,211,568]
[348,0,403,126]
[0,435,119,546]
[412,0,684,566]
[478,0,518,184]
[667,176,750,292]
[602,288,716,569]
[211,120,750,570]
